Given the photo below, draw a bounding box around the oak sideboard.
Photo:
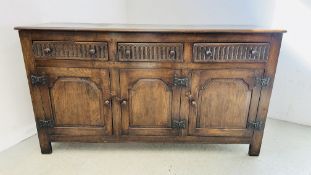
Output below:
[15,23,285,156]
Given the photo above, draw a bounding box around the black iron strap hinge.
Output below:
[256,76,271,87]
[247,121,265,130]
[173,77,188,87]
[31,74,48,86]
[38,119,54,128]
[172,120,186,129]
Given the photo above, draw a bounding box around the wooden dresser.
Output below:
[15,23,285,156]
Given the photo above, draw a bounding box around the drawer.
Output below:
[193,43,270,63]
[32,41,108,60]
[117,43,183,62]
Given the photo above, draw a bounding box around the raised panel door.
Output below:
[120,69,181,136]
[36,67,112,136]
[188,69,263,137]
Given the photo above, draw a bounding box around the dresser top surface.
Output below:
[15,23,286,33]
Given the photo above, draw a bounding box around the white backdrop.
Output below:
[0,0,127,152]
[126,0,311,126]
[0,0,310,152]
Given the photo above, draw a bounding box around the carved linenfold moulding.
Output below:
[32,41,108,60]
[117,43,183,62]
[193,43,270,62]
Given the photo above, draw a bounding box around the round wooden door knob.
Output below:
[104,100,110,105]
[121,99,127,105]
[191,100,196,106]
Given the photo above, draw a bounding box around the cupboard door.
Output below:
[120,69,181,136]
[188,69,263,137]
[36,67,112,136]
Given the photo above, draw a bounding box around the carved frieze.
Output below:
[118,43,183,62]
[193,43,270,62]
[32,41,108,60]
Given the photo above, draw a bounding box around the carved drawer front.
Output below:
[117,43,183,62]
[32,41,108,60]
[193,43,270,62]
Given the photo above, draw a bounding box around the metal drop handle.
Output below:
[250,49,258,56]
[89,48,96,55]
[125,50,131,58]
[205,50,212,57]
[169,50,176,58]
[43,48,52,54]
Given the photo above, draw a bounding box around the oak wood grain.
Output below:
[16,25,284,156]
[189,69,263,137]
[120,69,180,136]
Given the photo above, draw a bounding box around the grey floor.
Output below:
[0,119,311,175]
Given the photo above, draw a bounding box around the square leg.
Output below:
[248,131,263,156]
[37,130,52,154]
[248,143,261,156]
